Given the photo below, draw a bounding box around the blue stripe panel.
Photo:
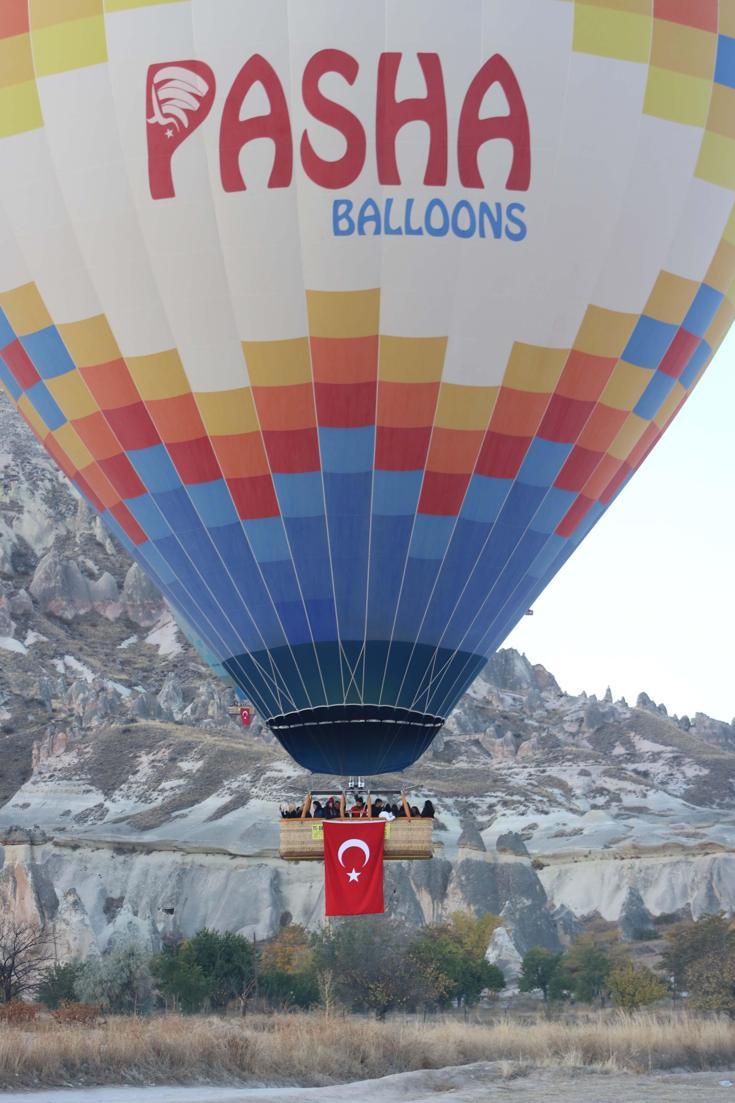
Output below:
[0,309,15,347]
[325,471,371,643]
[208,522,288,646]
[622,316,677,369]
[530,487,577,533]
[319,426,374,472]
[153,487,200,531]
[26,380,65,429]
[715,34,735,88]
[137,540,177,585]
[460,475,511,522]
[683,285,723,337]
[497,482,547,529]
[366,515,414,638]
[409,514,455,560]
[187,479,238,528]
[373,470,422,514]
[244,517,291,563]
[634,371,677,418]
[273,472,324,517]
[128,445,182,493]
[527,533,568,580]
[392,557,441,640]
[20,327,75,380]
[0,360,22,400]
[518,438,572,486]
[679,338,711,389]
[126,493,173,541]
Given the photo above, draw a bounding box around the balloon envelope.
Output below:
[1,2,733,774]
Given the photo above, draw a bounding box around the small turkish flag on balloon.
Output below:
[324,820,385,917]
[239,706,251,727]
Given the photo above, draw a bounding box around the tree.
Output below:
[312,916,450,1018]
[607,960,667,1013]
[260,924,313,975]
[411,914,505,1008]
[259,925,318,1009]
[562,940,610,1004]
[152,942,210,1013]
[661,915,735,1015]
[0,918,52,1004]
[518,947,563,1001]
[75,943,153,1013]
[37,962,83,1009]
[187,928,255,1010]
[448,912,503,959]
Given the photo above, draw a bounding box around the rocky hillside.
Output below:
[2,393,735,974]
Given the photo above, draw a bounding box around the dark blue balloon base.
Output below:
[268,704,444,776]
[222,640,487,775]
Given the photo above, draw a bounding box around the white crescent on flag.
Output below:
[337,838,371,868]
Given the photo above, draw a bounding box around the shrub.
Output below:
[0,1001,39,1025]
[608,961,667,1013]
[52,1001,102,1025]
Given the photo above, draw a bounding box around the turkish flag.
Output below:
[323,820,385,917]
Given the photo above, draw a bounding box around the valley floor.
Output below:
[3,1064,735,1103]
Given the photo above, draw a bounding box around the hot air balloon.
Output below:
[1,1,733,777]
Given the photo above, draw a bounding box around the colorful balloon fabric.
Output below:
[1,1,734,774]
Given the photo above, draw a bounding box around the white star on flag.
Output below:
[347,868,360,883]
[165,128,174,139]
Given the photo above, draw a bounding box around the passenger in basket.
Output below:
[372,798,384,817]
[312,800,325,818]
[324,796,338,819]
[379,804,395,821]
[420,800,435,818]
[349,796,367,817]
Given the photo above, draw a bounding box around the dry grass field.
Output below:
[0,1011,734,1090]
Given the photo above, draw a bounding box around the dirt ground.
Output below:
[4,1063,735,1103]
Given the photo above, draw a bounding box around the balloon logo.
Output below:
[0,3,732,777]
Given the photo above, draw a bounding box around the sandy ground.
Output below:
[3,1063,735,1103]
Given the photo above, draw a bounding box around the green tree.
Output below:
[151,942,210,1013]
[36,962,83,1009]
[187,928,255,1010]
[562,940,610,1004]
[607,960,667,1013]
[518,947,563,1001]
[411,915,505,1008]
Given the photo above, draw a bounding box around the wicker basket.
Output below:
[279,818,433,861]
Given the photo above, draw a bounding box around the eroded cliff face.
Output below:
[2,393,735,970]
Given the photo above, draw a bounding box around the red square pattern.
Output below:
[168,436,221,484]
[418,471,470,516]
[476,432,531,478]
[554,446,603,493]
[262,427,320,473]
[105,402,160,451]
[1,340,40,390]
[227,475,280,520]
[538,394,595,443]
[375,426,431,470]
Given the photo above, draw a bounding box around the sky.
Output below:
[506,329,735,724]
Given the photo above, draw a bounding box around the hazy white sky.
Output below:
[507,328,735,724]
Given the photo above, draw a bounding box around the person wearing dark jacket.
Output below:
[420,800,435,817]
[312,800,325,818]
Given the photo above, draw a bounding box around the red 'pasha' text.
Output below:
[147,51,530,201]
